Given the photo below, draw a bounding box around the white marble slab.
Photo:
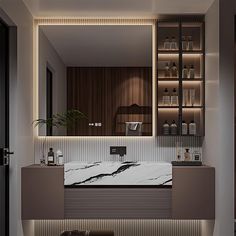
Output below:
[64,161,172,186]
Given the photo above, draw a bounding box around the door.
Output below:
[0,20,9,236]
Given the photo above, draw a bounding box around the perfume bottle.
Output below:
[182,65,188,79]
[171,88,178,106]
[162,88,170,105]
[184,148,191,161]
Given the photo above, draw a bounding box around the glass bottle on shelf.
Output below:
[182,65,188,79]
[171,62,178,78]
[162,88,170,106]
[189,89,196,106]
[183,89,189,106]
[182,36,188,50]
[189,64,195,78]
[182,120,188,135]
[47,147,55,166]
[163,37,170,50]
[187,36,194,50]
[162,120,170,135]
[170,37,177,50]
[170,120,178,135]
[189,120,197,135]
[171,88,178,106]
[164,62,170,77]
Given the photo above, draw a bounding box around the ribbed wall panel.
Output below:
[34,136,202,163]
[35,219,201,236]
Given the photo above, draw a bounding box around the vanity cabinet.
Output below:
[172,166,215,219]
[21,165,64,220]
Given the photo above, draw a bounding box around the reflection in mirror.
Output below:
[38,25,153,136]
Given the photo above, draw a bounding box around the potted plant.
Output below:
[33,109,87,165]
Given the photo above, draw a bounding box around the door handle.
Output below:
[0,148,14,166]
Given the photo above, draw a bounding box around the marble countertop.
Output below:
[64,161,172,186]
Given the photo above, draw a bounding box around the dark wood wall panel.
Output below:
[67,67,152,136]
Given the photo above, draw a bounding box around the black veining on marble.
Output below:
[68,162,140,186]
[65,162,101,173]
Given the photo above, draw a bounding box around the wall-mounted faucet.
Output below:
[110,146,127,162]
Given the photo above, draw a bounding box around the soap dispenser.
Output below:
[162,120,170,135]
[170,120,178,135]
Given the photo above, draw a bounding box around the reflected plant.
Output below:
[33,109,87,163]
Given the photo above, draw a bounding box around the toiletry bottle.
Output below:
[170,37,177,50]
[171,88,178,106]
[56,150,64,166]
[162,120,170,135]
[189,89,195,106]
[182,36,187,50]
[182,65,188,79]
[189,120,197,135]
[164,62,170,77]
[189,64,195,78]
[182,120,188,135]
[183,89,189,106]
[162,88,170,106]
[163,37,170,50]
[184,148,191,161]
[170,120,178,135]
[187,36,193,50]
[47,147,55,166]
[171,62,178,78]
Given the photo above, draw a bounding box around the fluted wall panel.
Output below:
[34,136,202,163]
[35,219,201,236]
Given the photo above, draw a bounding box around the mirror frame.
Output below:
[33,18,156,138]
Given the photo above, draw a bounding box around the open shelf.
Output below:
[157,18,205,137]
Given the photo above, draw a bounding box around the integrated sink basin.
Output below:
[64,161,172,186]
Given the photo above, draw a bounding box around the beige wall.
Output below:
[0,0,34,236]
[204,0,235,235]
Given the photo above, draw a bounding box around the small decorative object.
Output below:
[176,141,183,161]
[193,151,201,161]
[183,89,189,106]
[164,62,170,77]
[33,109,87,164]
[184,148,191,161]
[56,150,64,165]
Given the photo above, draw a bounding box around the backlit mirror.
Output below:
[38,25,153,136]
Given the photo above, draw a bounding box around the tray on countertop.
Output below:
[171,161,202,166]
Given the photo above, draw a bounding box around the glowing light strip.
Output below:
[34,18,157,138]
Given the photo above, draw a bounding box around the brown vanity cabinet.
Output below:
[172,166,215,219]
[21,165,64,220]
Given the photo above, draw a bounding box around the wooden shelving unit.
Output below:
[157,17,205,136]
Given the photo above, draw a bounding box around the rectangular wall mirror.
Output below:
[38,25,153,136]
